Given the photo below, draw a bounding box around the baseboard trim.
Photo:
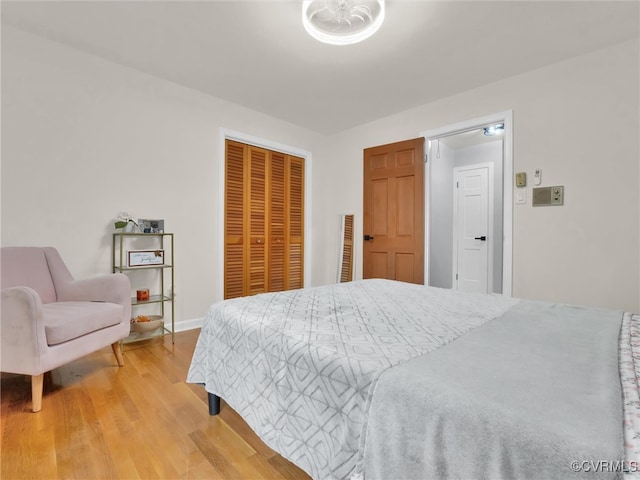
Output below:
[173,317,205,333]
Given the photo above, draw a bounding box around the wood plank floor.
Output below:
[0,330,310,480]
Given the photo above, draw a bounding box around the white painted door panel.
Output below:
[453,164,491,293]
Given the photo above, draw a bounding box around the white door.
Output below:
[453,163,493,293]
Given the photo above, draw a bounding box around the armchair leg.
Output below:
[31,374,44,413]
[112,341,124,366]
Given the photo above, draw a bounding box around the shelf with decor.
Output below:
[112,232,174,344]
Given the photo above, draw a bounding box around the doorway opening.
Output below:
[420,111,513,296]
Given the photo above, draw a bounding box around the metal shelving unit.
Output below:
[112,232,175,344]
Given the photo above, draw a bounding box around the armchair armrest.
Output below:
[56,273,131,321]
[1,286,48,375]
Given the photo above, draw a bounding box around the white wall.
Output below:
[315,39,640,312]
[3,26,639,317]
[1,26,323,325]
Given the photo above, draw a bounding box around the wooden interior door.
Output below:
[363,138,424,284]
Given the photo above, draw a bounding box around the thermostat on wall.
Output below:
[532,186,564,206]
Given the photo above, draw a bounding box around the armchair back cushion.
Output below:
[1,247,57,304]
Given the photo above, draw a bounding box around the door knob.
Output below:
[364,235,374,241]
[474,236,487,241]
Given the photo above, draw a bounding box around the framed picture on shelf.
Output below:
[128,249,165,267]
[138,218,165,233]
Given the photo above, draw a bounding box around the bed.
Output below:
[187,279,640,479]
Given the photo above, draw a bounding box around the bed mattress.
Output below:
[187,279,634,479]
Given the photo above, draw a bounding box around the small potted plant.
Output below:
[114,212,138,233]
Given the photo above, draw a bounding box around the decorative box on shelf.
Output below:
[112,232,175,344]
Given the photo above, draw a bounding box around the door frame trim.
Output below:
[217,128,313,301]
[452,162,494,293]
[420,110,513,296]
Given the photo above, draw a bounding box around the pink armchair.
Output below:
[1,247,131,412]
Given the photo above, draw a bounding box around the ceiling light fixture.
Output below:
[483,124,505,136]
[302,0,385,46]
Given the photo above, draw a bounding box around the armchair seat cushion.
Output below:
[43,302,125,346]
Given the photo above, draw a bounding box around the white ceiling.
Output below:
[2,1,638,135]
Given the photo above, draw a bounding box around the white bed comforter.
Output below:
[187,279,518,479]
[620,313,640,475]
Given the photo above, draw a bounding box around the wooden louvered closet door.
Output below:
[287,156,304,290]
[224,140,304,299]
[224,141,245,299]
[248,146,267,295]
[269,152,286,292]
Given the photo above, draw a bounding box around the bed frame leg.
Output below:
[208,393,220,416]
